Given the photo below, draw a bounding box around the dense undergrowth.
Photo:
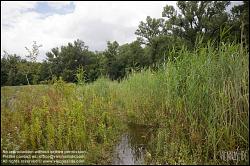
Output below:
[1,42,249,164]
[1,81,126,164]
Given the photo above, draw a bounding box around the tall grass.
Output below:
[1,79,125,164]
[119,42,249,164]
[1,42,248,164]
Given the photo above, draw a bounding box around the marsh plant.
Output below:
[1,42,249,165]
[76,65,86,85]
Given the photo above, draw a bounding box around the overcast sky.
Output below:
[1,1,177,61]
[1,1,242,61]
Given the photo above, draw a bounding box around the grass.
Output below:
[1,42,249,164]
[1,81,126,164]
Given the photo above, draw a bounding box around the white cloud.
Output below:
[46,1,71,9]
[1,1,37,27]
[1,1,177,61]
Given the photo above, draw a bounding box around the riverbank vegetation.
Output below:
[1,1,249,165]
[2,40,248,164]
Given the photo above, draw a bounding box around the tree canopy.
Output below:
[1,1,248,86]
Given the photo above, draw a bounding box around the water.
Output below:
[112,124,153,165]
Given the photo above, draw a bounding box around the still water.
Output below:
[112,124,153,165]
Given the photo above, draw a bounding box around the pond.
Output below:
[112,124,155,165]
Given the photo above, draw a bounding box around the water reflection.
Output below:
[112,124,153,165]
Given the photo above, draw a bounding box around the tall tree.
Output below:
[162,1,231,46]
[146,35,184,65]
[1,52,23,86]
[231,1,249,50]
[135,16,164,46]
[45,39,99,83]
[103,41,120,80]
[24,41,42,85]
[118,41,148,77]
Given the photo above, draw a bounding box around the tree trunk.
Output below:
[240,20,245,54]
[25,74,30,85]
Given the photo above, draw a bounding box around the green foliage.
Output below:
[1,53,26,86]
[135,16,164,45]
[120,42,248,165]
[162,1,231,46]
[1,76,125,164]
[44,39,101,83]
[1,2,248,87]
[231,1,249,48]
[23,41,42,85]
[1,2,249,164]
[75,65,86,85]
[1,42,249,164]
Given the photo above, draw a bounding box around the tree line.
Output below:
[1,1,248,86]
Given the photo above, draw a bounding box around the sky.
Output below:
[1,1,176,61]
[1,1,242,62]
